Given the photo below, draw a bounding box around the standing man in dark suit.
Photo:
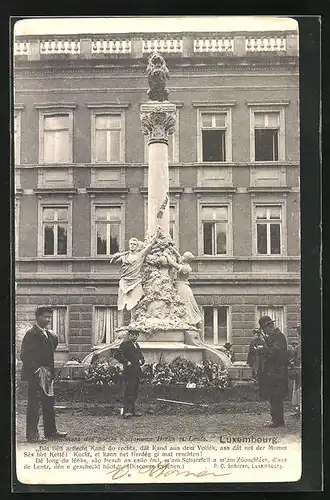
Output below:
[20,305,68,442]
[114,328,145,419]
[253,315,289,428]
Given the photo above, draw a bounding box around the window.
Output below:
[36,104,75,164]
[42,114,71,164]
[95,206,121,256]
[14,112,21,165]
[254,112,279,161]
[201,113,227,162]
[249,105,286,162]
[50,307,68,346]
[42,207,68,256]
[202,206,228,255]
[89,104,128,163]
[256,205,282,255]
[257,306,284,333]
[94,306,120,344]
[203,306,229,345]
[94,114,121,163]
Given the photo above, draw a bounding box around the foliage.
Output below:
[86,356,229,389]
[85,358,121,386]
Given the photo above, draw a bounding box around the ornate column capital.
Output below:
[140,101,176,145]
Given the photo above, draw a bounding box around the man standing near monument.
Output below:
[252,315,289,428]
[114,328,145,419]
[20,305,68,442]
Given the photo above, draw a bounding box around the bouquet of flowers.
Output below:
[151,363,176,385]
[85,357,229,390]
[202,360,229,388]
[85,358,122,386]
[141,362,156,383]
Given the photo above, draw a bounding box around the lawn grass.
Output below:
[15,400,301,444]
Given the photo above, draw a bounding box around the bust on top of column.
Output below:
[140,52,176,146]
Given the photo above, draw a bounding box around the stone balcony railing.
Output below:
[13,31,298,59]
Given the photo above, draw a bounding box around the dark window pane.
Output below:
[96,223,107,255]
[255,129,278,161]
[203,222,213,255]
[44,225,54,255]
[110,223,120,254]
[202,130,226,162]
[57,225,67,255]
[218,328,227,344]
[257,224,267,254]
[216,222,227,254]
[218,307,227,327]
[204,307,213,342]
[270,224,281,254]
[204,307,213,326]
[273,130,279,161]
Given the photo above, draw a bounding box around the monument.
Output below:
[82,53,234,371]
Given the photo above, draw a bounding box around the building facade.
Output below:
[14,30,300,366]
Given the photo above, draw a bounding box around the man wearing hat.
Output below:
[20,305,68,442]
[114,328,145,419]
[223,342,235,362]
[253,315,289,427]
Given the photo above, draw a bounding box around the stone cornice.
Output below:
[15,161,300,169]
[86,187,129,195]
[14,30,298,40]
[34,103,77,109]
[247,186,292,194]
[246,100,290,106]
[14,60,299,77]
[139,187,184,195]
[15,273,300,286]
[86,102,130,109]
[192,101,236,107]
[16,255,301,262]
[193,186,237,194]
[34,187,77,195]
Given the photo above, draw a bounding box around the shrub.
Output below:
[86,356,229,389]
[85,359,121,386]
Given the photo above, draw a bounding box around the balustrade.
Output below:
[91,39,131,54]
[14,41,30,55]
[245,36,286,52]
[194,37,234,53]
[39,39,80,54]
[142,39,183,53]
[13,33,294,59]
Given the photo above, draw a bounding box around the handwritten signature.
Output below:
[107,461,231,480]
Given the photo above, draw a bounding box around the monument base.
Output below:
[82,328,235,372]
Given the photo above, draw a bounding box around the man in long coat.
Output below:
[114,328,145,419]
[253,315,289,428]
[20,305,67,442]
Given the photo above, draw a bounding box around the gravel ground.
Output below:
[15,400,301,444]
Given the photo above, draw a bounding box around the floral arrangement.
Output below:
[86,356,229,389]
[85,358,122,386]
[202,359,230,388]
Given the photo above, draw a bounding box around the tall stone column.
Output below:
[140,101,176,236]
